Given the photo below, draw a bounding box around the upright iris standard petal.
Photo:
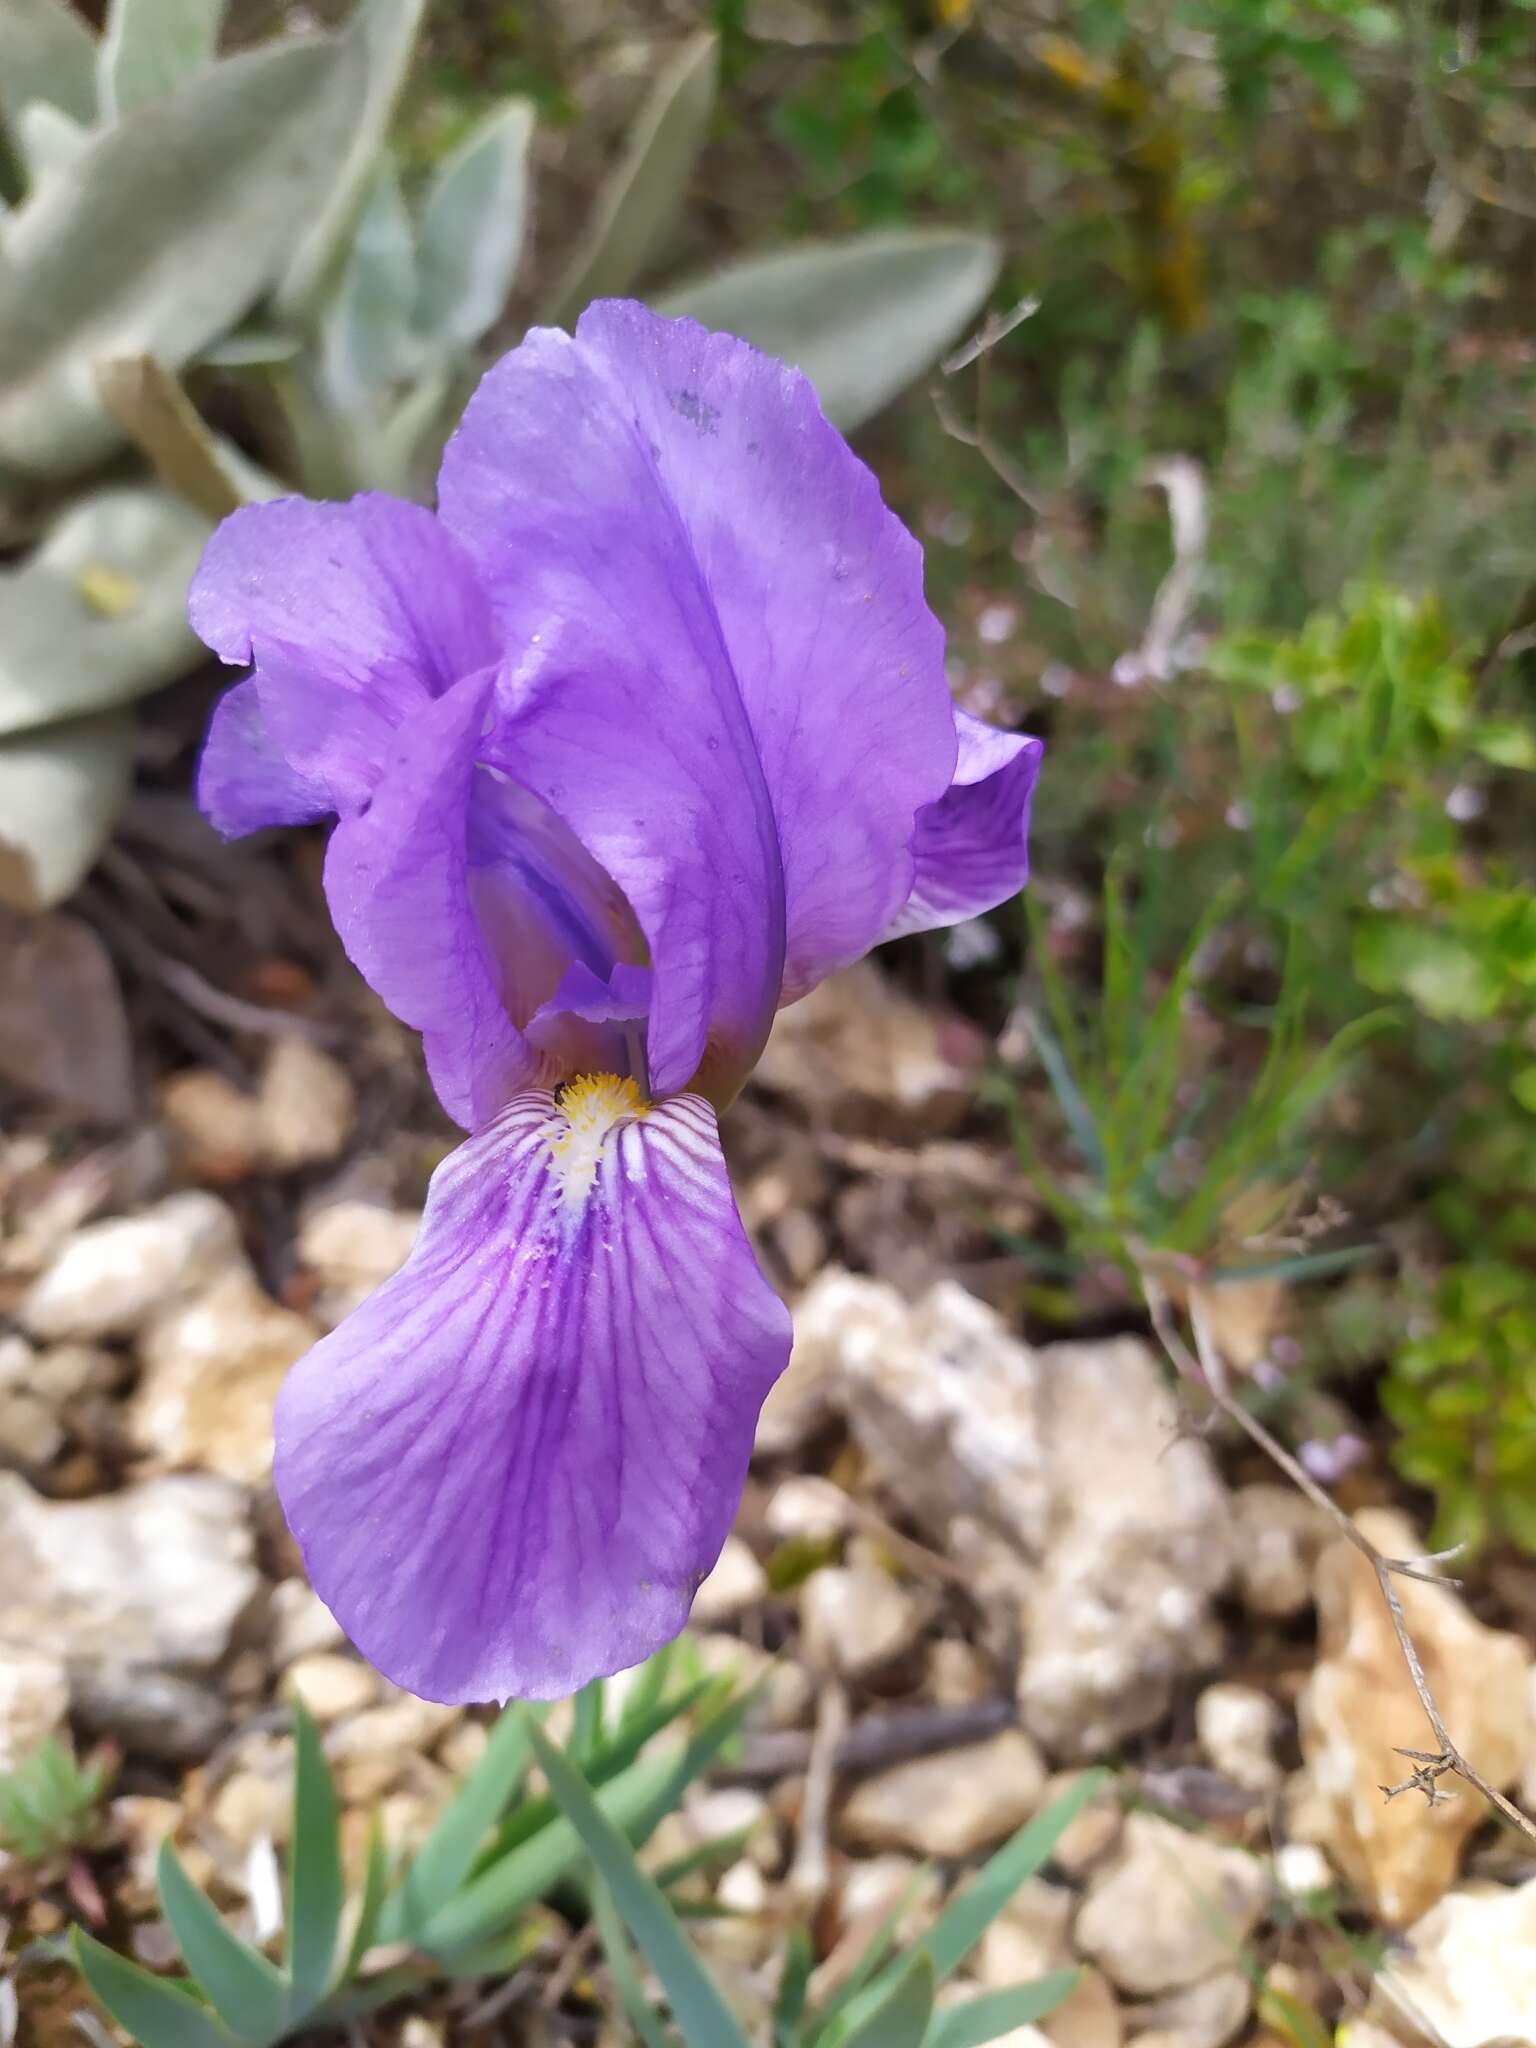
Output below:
[189,494,497,816]
[440,326,788,1100]
[884,711,1045,939]
[437,300,959,1087]
[570,302,960,1003]
[273,1085,791,1703]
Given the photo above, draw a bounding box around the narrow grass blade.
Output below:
[73,1931,232,2048]
[337,1814,390,1986]
[837,1951,934,2048]
[924,1772,1110,1984]
[379,1707,534,1943]
[156,1841,289,2040]
[424,1684,753,1959]
[772,1924,812,2046]
[572,1678,606,1762]
[808,1865,933,2034]
[591,1880,682,2048]
[927,1972,1081,2048]
[524,1714,751,2048]
[285,1697,343,2010]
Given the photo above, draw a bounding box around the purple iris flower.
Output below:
[190,301,1042,1703]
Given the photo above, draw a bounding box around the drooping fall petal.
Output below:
[273,1084,791,1701]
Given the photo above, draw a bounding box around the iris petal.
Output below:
[885,711,1044,938]
[572,302,959,1003]
[197,677,330,838]
[323,670,549,1130]
[273,1088,791,1702]
[439,323,786,1100]
[188,493,496,816]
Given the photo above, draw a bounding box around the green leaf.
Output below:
[319,161,418,409]
[809,1865,934,2037]
[618,1644,675,1734]
[524,1714,752,2048]
[658,229,1001,433]
[99,0,224,119]
[544,30,719,326]
[924,1772,1110,1985]
[157,1841,290,2039]
[591,1882,681,2048]
[838,1951,934,2048]
[423,1683,753,1961]
[772,1924,813,2045]
[926,1973,1081,2048]
[16,101,88,183]
[1354,917,1502,1021]
[572,1678,606,1763]
[95,355,249,521]
[0,486,209,737]
[0,0,97,144]
[0,709,133,911]
[0,30,362,478]
[379,1707,534,1944]
[336,1814,390,1987]
[414,98,533,352]
[275,0,427,319]
[286,1698,344,2011]
[73,1930,233,2048]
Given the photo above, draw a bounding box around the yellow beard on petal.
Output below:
[547,1072,650,1207]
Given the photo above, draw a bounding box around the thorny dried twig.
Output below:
[1135,1249,1536,1850]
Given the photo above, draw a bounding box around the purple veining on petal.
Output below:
[273,1089,791,1702]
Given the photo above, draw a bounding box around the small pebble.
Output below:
[282,1652,378,1724]
[840,1730,1046,1858]
[801,1562,921,1679]
[691,1535,767,1625]
[1195,1682,1284,1794]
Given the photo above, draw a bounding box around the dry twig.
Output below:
[1136,1250,1536,1849]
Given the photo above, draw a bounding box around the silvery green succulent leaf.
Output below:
[658,228,1002,432]
[321,162,419,411]
[15,100,87,184]
[98,0,225,120]
[0,29,363,479]
[276,0,428,320]
[0,0,97,147]
[0,486,209,739]
[0,709,134,911]
[544,30,718,327]
[414,99,534,354]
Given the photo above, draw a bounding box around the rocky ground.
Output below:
[1,831,1534,2048]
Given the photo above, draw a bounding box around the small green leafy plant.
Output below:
[0,1732,112,1876]
[1005,867,1388,1281]
[1384,1262,1536,1558]
[530,1716,1105,2048]
[70,1649,752,2044]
